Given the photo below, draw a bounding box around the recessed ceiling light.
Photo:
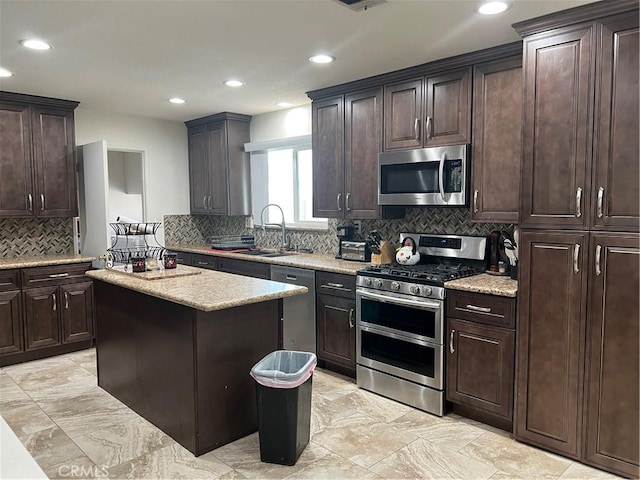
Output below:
[20,39,52,50]
[224,80,244,87]
[477,1,511,15]
[0,67,14,77]
[276,102,293,108]
[169,98,185,104]
[309,54,335,64]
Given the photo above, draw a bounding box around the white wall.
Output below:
[250,105,311,142]
[75,109,190,244]
[107,151,143,223]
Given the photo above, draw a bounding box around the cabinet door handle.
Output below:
[449,329,455,354]
[473,190,479,213]
[426,116,432,140]
[414,118,420,140]
[348,308,354,329]
[465,304,491,313]
[208,196,212,210]
[336,193,342,211]
[345,193,351,211]
[597,187,604,218]
[203,196,207,209]
[64,292,69,310]
[575,187,582,218]
[595,244,602,276]
[48,273,69,278]
[574,244,580,274]
[40,194,45,211]
[52,293,56,312]
[28,193,33,212]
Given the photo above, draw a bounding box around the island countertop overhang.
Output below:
[86,265,307,312]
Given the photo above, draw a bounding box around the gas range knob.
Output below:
[424,286,433,296]
[373,279,383,288]
[390,281,400,291]
[363,277,372,286]
[409,284,420,294]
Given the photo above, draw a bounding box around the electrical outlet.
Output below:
[353,220,362,235]
[245,216,254,229]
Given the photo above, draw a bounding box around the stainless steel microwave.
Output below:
[378,145,470,206]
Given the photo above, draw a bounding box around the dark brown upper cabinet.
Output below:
[471,57,522,223]
[312,88,401,219]
[185,112,251,216]
[383,68,471,151]
[517,9,638,230]
[0,92,79,218]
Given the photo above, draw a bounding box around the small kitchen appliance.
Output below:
[355,233,486,416]
[335,225,356,259]
[340,241,371,262]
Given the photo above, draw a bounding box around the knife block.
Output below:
[371,241,396,265]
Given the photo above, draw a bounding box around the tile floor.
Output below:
[0,349,621,480]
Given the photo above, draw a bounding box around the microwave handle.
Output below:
[438,152,446,201]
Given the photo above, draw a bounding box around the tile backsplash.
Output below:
[0,218,75,256]
[164,208,514,256]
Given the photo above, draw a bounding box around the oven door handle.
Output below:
[357,290,442,311]
[359,323,439,348]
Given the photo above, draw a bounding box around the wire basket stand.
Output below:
[106,222,165,270]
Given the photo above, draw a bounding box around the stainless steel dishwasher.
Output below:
[270,265,316,353]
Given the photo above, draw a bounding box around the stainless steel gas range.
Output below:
[355,233,486,416]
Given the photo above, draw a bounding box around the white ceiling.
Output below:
[0,0,597,122]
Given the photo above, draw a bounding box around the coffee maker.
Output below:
[336,225,355,259]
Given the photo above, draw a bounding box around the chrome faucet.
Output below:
[259,203,288,251]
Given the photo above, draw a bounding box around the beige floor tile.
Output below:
[558,462,624,479]
[459,430,573,478]
[1,402,57,439]
[312,369,358,401]
[392,409,489,450]
[219,470,249,479]
[28,374,98,403]
[287,452,378,479]
[37,386,139,439]
[207,432,331,479]
[63,348,96,365]
[311,412,417,468]
[331,387,414,423]
[311,393,357,436]
[3,355,76,377]
[44,454,108,479]
[6,360,96,395]
[0,372,33,412]
[370,437,498,479]
[73,416,174,468]
[20,425,88,472]
[107,442,234,479]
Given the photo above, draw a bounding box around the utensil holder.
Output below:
[371,241,395,265]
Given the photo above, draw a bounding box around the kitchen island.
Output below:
[86,265,307,456]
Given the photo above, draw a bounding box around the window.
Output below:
[250,138,327,229]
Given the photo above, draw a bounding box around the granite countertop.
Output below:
[167,244,364,275]
[86,265,308,312]
[0,254,96,270]
[445,273,518,297]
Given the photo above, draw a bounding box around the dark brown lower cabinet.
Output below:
[583,233,639,478]
[447,290,516,431]
[0,290,23,355]
[516,230,639,478]
[24,286,60,350]
[61,281,94,343]
[315,271,356,377]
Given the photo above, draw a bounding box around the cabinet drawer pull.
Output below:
[197,261,209,266]
[574,244,580,274]
[348,308,354,328]
[426,116,432,140]
[40,194,45,211]
[64,292,69,310]
[465,304,491,313]
[336,193,342,212]
[345,193,351,211]
[48,273,70,278]
[28,193,33,211]
[449,329,455,354]
[52,293,56,311]
[473,190,479,213]
[414,118,420,140]
[326,282,344,288]
[575,187,582,218]
[595,244,602,276]
[286,275,297,281]
[597,187,604,218]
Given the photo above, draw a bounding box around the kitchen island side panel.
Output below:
[95,280,197,454]
[195,299,281,454]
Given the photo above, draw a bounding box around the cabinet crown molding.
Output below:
[0,91,79,109]
[184,111,252,128]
